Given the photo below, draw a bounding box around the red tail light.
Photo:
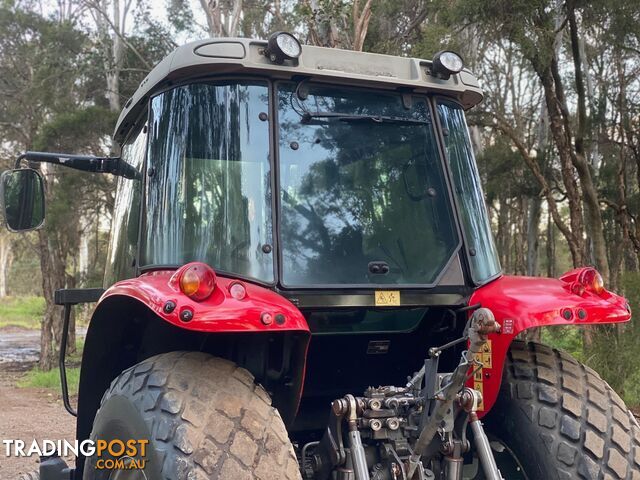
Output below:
[178,263,216,301]
[561,267,606,297]
[579,268,604,295]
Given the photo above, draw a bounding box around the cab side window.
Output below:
[437,100,501,283]
[104,122,147,285]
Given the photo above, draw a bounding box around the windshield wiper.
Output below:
[300,111,429,125]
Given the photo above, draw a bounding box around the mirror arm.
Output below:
[16,151,139,180]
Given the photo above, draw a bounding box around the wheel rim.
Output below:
[105,459,150,480]
[88,453,153,480]
[83,396,162,480]
[465,436,529,479]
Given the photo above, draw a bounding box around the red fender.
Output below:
[468,269,631,417]
[98,265,309,335]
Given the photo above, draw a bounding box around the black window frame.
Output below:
[273,80,465,290]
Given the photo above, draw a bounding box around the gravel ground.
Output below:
[0,327,78,479]
[0,363,76,478]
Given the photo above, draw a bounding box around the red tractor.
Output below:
[4,32,637,480]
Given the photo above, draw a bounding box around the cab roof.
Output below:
[114,37,484,143]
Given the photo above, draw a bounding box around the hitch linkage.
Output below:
[307,307,503,480]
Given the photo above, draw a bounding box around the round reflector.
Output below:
[229,282,247,300]
[261,312,274,325]
[179,263,216,301]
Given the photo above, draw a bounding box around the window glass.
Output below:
[307,308,426,334]
[437,100,501,283]
[277,83,459,286]
[142,82,274,283]
[104,122,146,285]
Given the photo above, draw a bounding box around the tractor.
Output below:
[3,32,638,480]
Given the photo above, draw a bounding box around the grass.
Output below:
[18,337,84,395]
[18,366,81,395]
[0,295,45,329]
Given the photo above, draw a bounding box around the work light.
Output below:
[431,51,464,79]
[265,32,302,64]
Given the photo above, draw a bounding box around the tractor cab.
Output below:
[104,36,499,294]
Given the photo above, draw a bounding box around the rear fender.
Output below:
[468,271,631,417]
[74,269,309,478]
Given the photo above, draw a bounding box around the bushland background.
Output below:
[0,0,639,407]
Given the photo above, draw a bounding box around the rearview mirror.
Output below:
[1,168,45,231]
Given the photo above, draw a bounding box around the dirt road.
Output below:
[0,327,78,478]
[0,363,76,478]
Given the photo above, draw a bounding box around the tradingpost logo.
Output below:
[3,438,149,470]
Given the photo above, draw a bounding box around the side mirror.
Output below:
[1,168,45,231]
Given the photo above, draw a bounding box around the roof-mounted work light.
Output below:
[264,32,302,64]
[431,51,464,79]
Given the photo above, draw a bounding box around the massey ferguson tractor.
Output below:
[4,33,639,480]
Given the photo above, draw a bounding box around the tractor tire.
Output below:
[481,340,640,479]
[83,351,301,480]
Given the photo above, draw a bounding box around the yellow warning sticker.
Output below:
[474,380,485,410]
[481,340,492,368]
[375,290,400,307]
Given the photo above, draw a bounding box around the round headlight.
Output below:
[266,31,302,64]
[431,51,464,79]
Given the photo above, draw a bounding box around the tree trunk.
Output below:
[38,231,66,371]
[0,232,13,297]
[536,63,585,267]
[547,212,556,278]
[199,0,243,37]
[526,194,542,276]
[352,0,373,51]
[497,198,510,272]
[567,9,609,281]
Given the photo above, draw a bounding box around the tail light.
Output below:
[562,267,605,296]
[178,263,216,301]
[579,268,604,295]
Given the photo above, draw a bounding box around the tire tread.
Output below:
[92,352,301,480]
[497,341,640,480]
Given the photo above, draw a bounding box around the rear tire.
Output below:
[83,351,301,480]
[482,340,640,479]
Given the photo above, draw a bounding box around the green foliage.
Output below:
[587,273,640,407]
[0,4,93,151]
[18,366,80,395]
[543,273,640,408]
[0,296,44,329]
[477,140,538,204]
[541,326,584,362]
